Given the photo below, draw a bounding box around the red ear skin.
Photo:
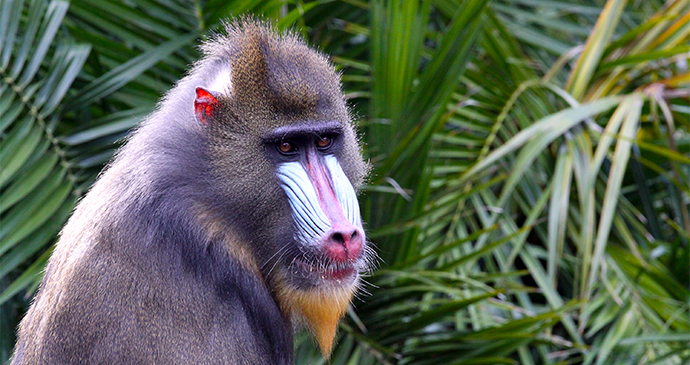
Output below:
[194,87,220,124]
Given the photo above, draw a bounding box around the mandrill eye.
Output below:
[316,136,332,150]
[278,141,297,155]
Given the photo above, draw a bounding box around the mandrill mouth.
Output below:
[291,256,361,288]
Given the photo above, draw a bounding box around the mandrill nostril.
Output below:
[331,232,345,245]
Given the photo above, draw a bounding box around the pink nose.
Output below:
[323,227,364,262]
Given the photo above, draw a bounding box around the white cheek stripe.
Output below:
[277,163,330,242]
[325,156,362,230]
[277,156,363,243]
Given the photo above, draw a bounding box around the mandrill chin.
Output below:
[11,20,373,365]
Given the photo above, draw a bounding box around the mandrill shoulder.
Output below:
[15,202,292,365]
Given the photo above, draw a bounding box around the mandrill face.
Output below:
[270,123,368,289]
[196,85,372,292]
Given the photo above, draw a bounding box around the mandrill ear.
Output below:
[194,87,220,124]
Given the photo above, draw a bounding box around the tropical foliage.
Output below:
[1,0,688,364]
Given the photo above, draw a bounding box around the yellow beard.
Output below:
[277,283,356,358]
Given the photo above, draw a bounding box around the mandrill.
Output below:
[11,20,373,365]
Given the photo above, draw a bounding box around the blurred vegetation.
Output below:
[1,0,689,363]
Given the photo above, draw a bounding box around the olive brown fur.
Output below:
[11,20,370,364]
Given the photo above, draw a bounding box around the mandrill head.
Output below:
[191,20,373,356]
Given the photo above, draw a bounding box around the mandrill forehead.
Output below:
[210,101,351,138]
[209,87,351,137]
[229,61,349,133]
[262,49,346,117]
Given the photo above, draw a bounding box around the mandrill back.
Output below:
[12,20,371,364]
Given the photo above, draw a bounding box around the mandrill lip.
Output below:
[293,258,359,286]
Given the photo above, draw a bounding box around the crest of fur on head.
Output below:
[197,20,370,358]
[197,19,354,137]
